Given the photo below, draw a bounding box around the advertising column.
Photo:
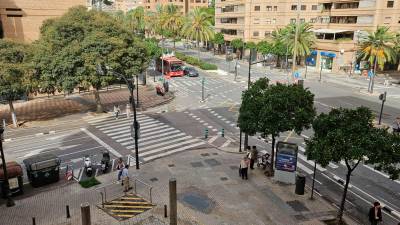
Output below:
[274,142,298,184]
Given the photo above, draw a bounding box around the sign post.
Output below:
[273,142,298,184]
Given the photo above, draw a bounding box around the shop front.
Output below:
[306,51,317,67]
[319,51,336,71]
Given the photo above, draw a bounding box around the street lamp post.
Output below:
[0,125,15,207]
[310,161,317,200]
[136,75,139,107]
[107,68,140,169]
[292,0,301,81]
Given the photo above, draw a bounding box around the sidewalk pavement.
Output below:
[0,84,173,127]
[0,147,359,225]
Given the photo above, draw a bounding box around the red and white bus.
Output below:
[156,56,184,77]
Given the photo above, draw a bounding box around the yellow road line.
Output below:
[104,205,154,209]
[110,201,151,205]
[111,209,144,213]
[284,130,294,142]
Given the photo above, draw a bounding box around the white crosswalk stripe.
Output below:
[85,114,205,162]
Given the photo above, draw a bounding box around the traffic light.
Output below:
[204,128,208,139]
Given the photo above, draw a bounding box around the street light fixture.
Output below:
[103,66,140,170]
[0,125,15,207]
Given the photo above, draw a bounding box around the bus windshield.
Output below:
[170,64,183,72]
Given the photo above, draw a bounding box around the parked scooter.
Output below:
[100,151,110,174]
[84,155,93,177]
[257,152,271,170]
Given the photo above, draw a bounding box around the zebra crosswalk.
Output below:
[85,113,205,162]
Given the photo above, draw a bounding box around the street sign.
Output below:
[294,71,301,79]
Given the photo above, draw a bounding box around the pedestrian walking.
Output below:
[246,146,251,158]
[250,145,258,170]
[240,156,250,180]
[114,105,120,119]
[393,117,400,134]
[115,158,125,182]
[368,201,382,225]
[121,165,130,193]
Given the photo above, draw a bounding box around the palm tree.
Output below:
[161,4,183,50]
[359,26,396,93]
[281,23,316,63]
[182,8,214,60]
[392,32,400,71]
[126,7,145,37]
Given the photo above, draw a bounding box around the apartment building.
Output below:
[215,0,400,72]
[0,0,88,42]
[143,0,209,14]
[114,0,143,12]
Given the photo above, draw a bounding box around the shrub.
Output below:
[79,177,101,188]
[200,63,218,70]
[185,56,201,66]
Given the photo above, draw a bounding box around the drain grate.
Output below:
[179,192,215,214]
[100,194,155,220]
[204,159,221,167]
[191,162,204,168]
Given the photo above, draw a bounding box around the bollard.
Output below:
[66,205,71,218]
[221,128,224,137]
[81,202,91,225]
[204,128,208,139]
[169,178,177,225]
[164,204,168,218]
[32,217,36,225]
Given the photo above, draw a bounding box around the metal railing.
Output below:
[132,178,153,203]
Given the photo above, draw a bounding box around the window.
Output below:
[266,6,272,11]
[265,31,272,37]
[272,19,276,24]
[5,8,22,11]
[253,31,259,37]
[310,18,316,23]
[290,18,296,23]
[312,5,317,10]
[384,16,392,24]
[301,5,306,10]
[387,1,394,8]
[6,15,22,17]
[195,0,201,3]
[291,5,297,10]
[254,5,260,11]
[266,19,271,24]
[253,18,260,24]
[300,18,305,23]
[274,6,278,11]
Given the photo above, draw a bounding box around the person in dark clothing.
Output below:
[368,201,382,225]
[249,145,258,169]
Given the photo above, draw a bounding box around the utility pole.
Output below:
[310,161,317,200]
[129,80,140,170]
[292,0,301,81]
[136,74,139,107]
[0,125,15,207]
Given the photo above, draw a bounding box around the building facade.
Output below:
[0,0,88,42]
[114,0,143,12]
[143,0,209,14]
[215,0,400,72]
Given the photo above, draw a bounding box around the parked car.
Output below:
[184,67,199,77]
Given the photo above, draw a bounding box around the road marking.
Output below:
[137,136,192,152]
[297,162,314,174]
[208,135,219,144]
[140,138,198,156]
[363,164,400,185]
[81,128,122,158]
[143,142,204,161]
[301,134,309,139]
[284,130,294,142]
[297,152,327,172]
[125,133,186,147]
[118,128,179,144]
[111,125,169,139]
[221,140,231,148]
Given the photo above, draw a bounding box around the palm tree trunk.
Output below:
[370,58,378,93]
[197,38,200,61]
[8,100,17,128]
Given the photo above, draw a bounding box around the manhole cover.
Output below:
[204,159,221,167]
[220,177,228,181]
[190,162,204,168]
[179,192,215,214]
[168,164,175,167]
[287,200,309,212]
[201,153,210,157]
[150,177,158,182]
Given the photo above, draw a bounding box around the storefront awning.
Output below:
[313,29,351,34]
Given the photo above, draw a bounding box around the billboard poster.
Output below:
[275,142,298,172]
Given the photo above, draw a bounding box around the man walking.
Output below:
[240,156,250,180]
[368,201,382,225]
[121,165,130,194]
[249,146,258,170]
[114,105,120,119]
[115,158,125,182]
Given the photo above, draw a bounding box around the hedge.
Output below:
[174,52,217,70]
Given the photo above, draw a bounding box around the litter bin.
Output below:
[0,161,24,197]
[295,173,306,195]
[297,79,304,87]
[23,153,61,188]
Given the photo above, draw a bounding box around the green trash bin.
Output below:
[23,153,61,188]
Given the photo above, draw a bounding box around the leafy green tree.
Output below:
[238,78,316,173]
[162,4,183,50]
[126,6,145,37]
[0,40,30,127]
[394,33,400,71]
[33,6,150,113]
[231,38,244,59]
[199,6,215,26]
[359,26,396,93]
[212,32,225,54]
[257,41,273,56]
[305,107,400,223]
[245,41,257,50]
[182,8,214,60]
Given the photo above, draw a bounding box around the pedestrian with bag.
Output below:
[115,158,125,182]
[250,146,258,170]
[240,156,250,180]
[121,165,130,194]
[368,201,382,225]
